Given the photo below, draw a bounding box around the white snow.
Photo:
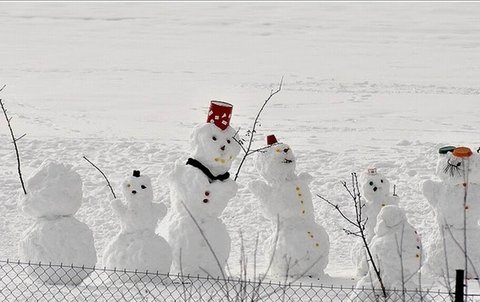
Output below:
[102,170,172,277]
[1,1,480,289]
[18,160,97,284]
[351,205,424,302]
[165,121,241,277]
[422,148,480,279]
[249,140,330,277]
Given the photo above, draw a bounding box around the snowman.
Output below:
[351,167,399,277]
[18,160,97,285]
[249,135,329,278]
[422,146,480,278]
[166,101,241,277]
[350,205,424,302]
[102,170,172,282]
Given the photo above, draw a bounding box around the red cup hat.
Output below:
[207,100,233,130]
[267,134,278,145]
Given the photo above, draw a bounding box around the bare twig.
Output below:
[83,156,116,199]
[440,227,454,301]
[233,77,283,181]
[0,93,27,195]
[180,200,232,302]
[444,221,480,288]
[394,225,406,302]
[318,173,387,298]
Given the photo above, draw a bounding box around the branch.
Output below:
[0,96,27,195]
[317,194,358,227]
[180,201,227,280]
[318,173,387,298]
[233,77,283,181]
[83,156,116,199]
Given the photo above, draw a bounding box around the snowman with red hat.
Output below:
[102,170,172,281]
[248,135,329,278]
[165,101,241,277]
[422,146,480,278]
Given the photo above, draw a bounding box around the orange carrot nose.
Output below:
[453,147,473,158]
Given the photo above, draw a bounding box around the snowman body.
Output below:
[103,172,172,278]
[166,122,240,277]
[249,142,329,277]
[18,160,97,285]
[350,206,423,302]
[423,149,480,278]
[352,170,399,277]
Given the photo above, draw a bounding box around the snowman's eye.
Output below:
[369,181,373,186]
[212,136,217,141]
[227,139,231,144]
[380,179,384,183]
[141,185,147,189]
[443,158,462,177]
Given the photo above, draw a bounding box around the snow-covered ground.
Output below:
[1,2,480,286]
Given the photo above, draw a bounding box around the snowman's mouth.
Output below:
[283,159,293,164]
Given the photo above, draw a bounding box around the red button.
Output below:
[205,191,210,196]
[203,199,209,203]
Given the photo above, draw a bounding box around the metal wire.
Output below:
[0,259,477,301]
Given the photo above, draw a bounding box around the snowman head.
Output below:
[361,167,391,202]
[374,205,407,236]
[19,160,83,218]
[122,170,153,204]
[436,146,473,185]
[190,123,241,176]
[255,135,296,183]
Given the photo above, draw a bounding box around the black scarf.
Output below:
[186,158,230,182]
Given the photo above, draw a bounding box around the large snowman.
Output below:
[423,146,480,278]
[103,170,172,281]
[18,160,97,285]
[249,135,329,278]
[166,101,241,277]
[352,167,399,276]
[350,205,423,302]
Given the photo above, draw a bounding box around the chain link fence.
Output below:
[0,259,478,301]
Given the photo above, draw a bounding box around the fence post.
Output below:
[455,269,464,302]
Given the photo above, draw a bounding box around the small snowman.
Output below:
[166,101,241,277]
[103,170,172,281]
[249,135,329,278]
[361,167,400,241]
[352,167,399,277]
[423,146,480,278]
[18,160,97,285]
[350,205,424,302]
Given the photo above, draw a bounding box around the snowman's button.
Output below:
[315,243,320,247]
[296,187,300,191]
[205,191,210,196]
[203,199,209,203]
